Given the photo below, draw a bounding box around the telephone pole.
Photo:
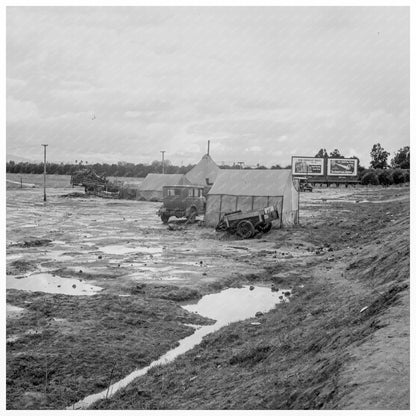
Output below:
[160,150,166,174]
[41,144,48,201]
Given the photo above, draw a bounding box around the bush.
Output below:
[376,169,393,186]
[361,171,379,185]
[391,169,405,185]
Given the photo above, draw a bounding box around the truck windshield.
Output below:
[167,189,181,196]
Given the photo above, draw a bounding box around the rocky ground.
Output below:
[6,181,410,410]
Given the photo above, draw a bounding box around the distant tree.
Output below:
[270,164,282,169]
[391,146,410,169]
[329,149,343,158]
[370,143,390,169]
[315,148,328,158]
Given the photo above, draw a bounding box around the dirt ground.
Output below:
[5,178,410,410]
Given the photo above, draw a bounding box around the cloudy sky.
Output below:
[6,6,409,167]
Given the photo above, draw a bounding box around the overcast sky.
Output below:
[6,6,409,167]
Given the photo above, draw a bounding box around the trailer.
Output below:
[215,205,279,239]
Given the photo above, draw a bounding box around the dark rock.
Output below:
[249,285,255,291]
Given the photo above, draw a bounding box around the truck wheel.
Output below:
[257,222,272,233]
[161,213,170,224]
[236,220,255,239]
[187,207,197,223]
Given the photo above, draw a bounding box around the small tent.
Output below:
[185,154,221,186]
[205,169,298,227]
[138,174,191,201]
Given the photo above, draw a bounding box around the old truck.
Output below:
[157,185,206,223]
[215,205,279,239]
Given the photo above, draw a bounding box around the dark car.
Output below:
[157,185,206,223]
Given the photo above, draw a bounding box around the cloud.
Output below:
[7,98,40,123]
[6,7,409,167]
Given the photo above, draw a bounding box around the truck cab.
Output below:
[157,185,206,223]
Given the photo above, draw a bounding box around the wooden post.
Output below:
[41,144,48,201]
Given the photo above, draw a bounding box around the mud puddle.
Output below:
[69,285,289,409]
[99,245,163,256]
[6,273,103,296]
[6,304,26,319]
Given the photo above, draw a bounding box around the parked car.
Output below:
[157,185,206,223]
[298,177,313,192]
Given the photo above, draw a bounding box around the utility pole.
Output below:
[160,150,166,174]
[207,140,210,156]
[41,144,48,201]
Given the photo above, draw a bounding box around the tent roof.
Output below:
[185,154,221,186]
[208,169,293,196]
[139,174,190,191]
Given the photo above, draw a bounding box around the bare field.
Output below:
[6,183,410,410]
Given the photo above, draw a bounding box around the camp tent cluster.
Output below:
[137,153,299,227]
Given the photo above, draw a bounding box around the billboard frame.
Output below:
[327,158,358,176]
[291,156,325,176]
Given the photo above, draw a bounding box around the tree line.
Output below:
[6,143,409,184]
[314,144,410,185]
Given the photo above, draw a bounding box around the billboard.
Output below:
[292,157,324,176]
[327,158,358,176]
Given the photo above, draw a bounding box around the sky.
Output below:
[6,6,410,168]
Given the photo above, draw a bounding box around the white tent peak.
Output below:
[185,154,221,186]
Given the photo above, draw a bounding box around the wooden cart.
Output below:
[215,205,279,239]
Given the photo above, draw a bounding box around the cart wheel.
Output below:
[257,222,272,233]
[161,213,170,224]
[236,220,255,239]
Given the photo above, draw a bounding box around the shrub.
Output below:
[361,171,379,185]
[391,169,405,185]
[377,169,393,186]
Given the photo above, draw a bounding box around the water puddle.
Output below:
[99,245,163,256]
[45,251,79,262]
[6,273,103,296]
[6,304,26,319]
[6,254,24,262]
[69,285,289,409]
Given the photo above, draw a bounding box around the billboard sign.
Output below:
[327,158,358,176]
[292,157,324,176]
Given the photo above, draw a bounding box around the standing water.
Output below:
[69,285,290,410]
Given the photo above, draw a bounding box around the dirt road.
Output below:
[6,183,410,409]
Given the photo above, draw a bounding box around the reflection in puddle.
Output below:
[70,285,289,409]
[183,286,288,323]
[6,273,103,296]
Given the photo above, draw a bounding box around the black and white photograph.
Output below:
[4,3,411,411]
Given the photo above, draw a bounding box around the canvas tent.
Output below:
[185,154,221,186]
[205,169,299,227]
[138,174,191,201]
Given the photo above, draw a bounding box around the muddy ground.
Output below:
[5,180,410,410]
